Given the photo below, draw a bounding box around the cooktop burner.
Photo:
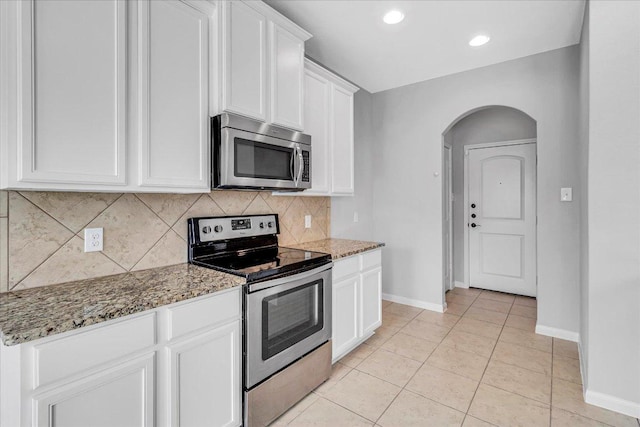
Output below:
[187,214,332,283]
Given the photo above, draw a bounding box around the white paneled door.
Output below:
[467,143,537,296]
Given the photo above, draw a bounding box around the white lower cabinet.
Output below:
[167,321,241,427]
[332,274,360,358]
[0,288,242,427]
[33,353,156,427]
[332,249,382,362]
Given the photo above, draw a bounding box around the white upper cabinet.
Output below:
[303,68,331,195]
[331,85,356,195]
[220,1,267,121]
[217,1,310,131]
[7,0,128,187]
[296,59,358,197]
[269,22,305,130]
[136,0,212,190]
[0,0,215,193]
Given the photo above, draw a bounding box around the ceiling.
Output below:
[265,0,586,93]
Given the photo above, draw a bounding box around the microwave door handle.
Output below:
[296,146,304,187]
[290,149,296,183]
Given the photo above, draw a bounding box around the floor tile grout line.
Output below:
[296,292,554,427]
[375,304,466,424]
[462,296,512,424]
[371,292,480,423]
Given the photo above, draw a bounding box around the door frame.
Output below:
[443,143,453,296]
[462,138,537,289]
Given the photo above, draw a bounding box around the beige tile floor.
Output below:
[270,287,640,427]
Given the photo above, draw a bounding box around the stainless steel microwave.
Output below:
[212,113,311,191]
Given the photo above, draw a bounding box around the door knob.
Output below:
[471,223,481,228]
[471,214,476,218]
[471,203,476,209]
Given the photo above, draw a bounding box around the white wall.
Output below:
[331,89,375,240]
[371,46,581,332]
[584,0,640,415]
[447,107,537,283]
[577,0,590,389]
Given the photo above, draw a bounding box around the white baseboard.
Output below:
[584,389,640,419]
[381,293,445,313]
[535,324,580,342]
[454,281,468,289]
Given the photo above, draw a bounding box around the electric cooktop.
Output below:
[187,214,331,283]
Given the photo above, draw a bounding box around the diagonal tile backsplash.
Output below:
[0,190,330,292]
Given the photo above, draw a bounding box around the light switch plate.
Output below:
[304,215,311,229]
[561,188,573,202]
[84,227,103,252]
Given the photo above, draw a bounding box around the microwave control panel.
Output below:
[302,151,310,182]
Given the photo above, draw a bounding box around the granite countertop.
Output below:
[287,238,384,260]
[0,264,245,346]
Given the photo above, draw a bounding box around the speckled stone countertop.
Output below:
[0,264,245,346]
[287,238,384,260]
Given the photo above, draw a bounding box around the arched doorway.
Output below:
[442,106,538,304]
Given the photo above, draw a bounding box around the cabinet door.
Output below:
[34,353,155,427]
[221,1,267,121]
[16,0,126,186]
[331,85,355,195]
[269,23,304,130]
[168,321,241,427]
[360,267,382,337]
[303,68,331,195]
[332,275,360,362]
[137,0,211,190]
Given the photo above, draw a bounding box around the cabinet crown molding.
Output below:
[304,58,359,93]
[241,0,312,41]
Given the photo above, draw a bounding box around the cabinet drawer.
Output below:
[168,289,241,340]
[33,313,156,389]
[332,256,359,281]
[361,249,382,271]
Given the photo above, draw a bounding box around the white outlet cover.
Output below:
[84,227,103,252]
[304,215,312,229]
[561,187,573,202]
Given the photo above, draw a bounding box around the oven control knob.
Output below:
[267,222,274,228]
[202,226,211,234]
[214,225,223,233]
[259,222,265,229]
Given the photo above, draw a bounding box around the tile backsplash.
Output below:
[0,190,330,292]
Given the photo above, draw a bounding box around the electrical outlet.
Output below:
[353,212,359,223]
[304,215,312,229]
[561,187,573,202]
[84,227,103,252]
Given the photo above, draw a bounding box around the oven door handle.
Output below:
[248,262,333,293]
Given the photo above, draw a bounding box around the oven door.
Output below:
[245,263,332,389]
[217,127,311,190]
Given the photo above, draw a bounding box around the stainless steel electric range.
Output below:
[187,214,332,427]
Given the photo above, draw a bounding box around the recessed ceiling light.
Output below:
[469,34,490,47]
[383,10,404,25]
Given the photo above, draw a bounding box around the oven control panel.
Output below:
[196,215,278,242]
